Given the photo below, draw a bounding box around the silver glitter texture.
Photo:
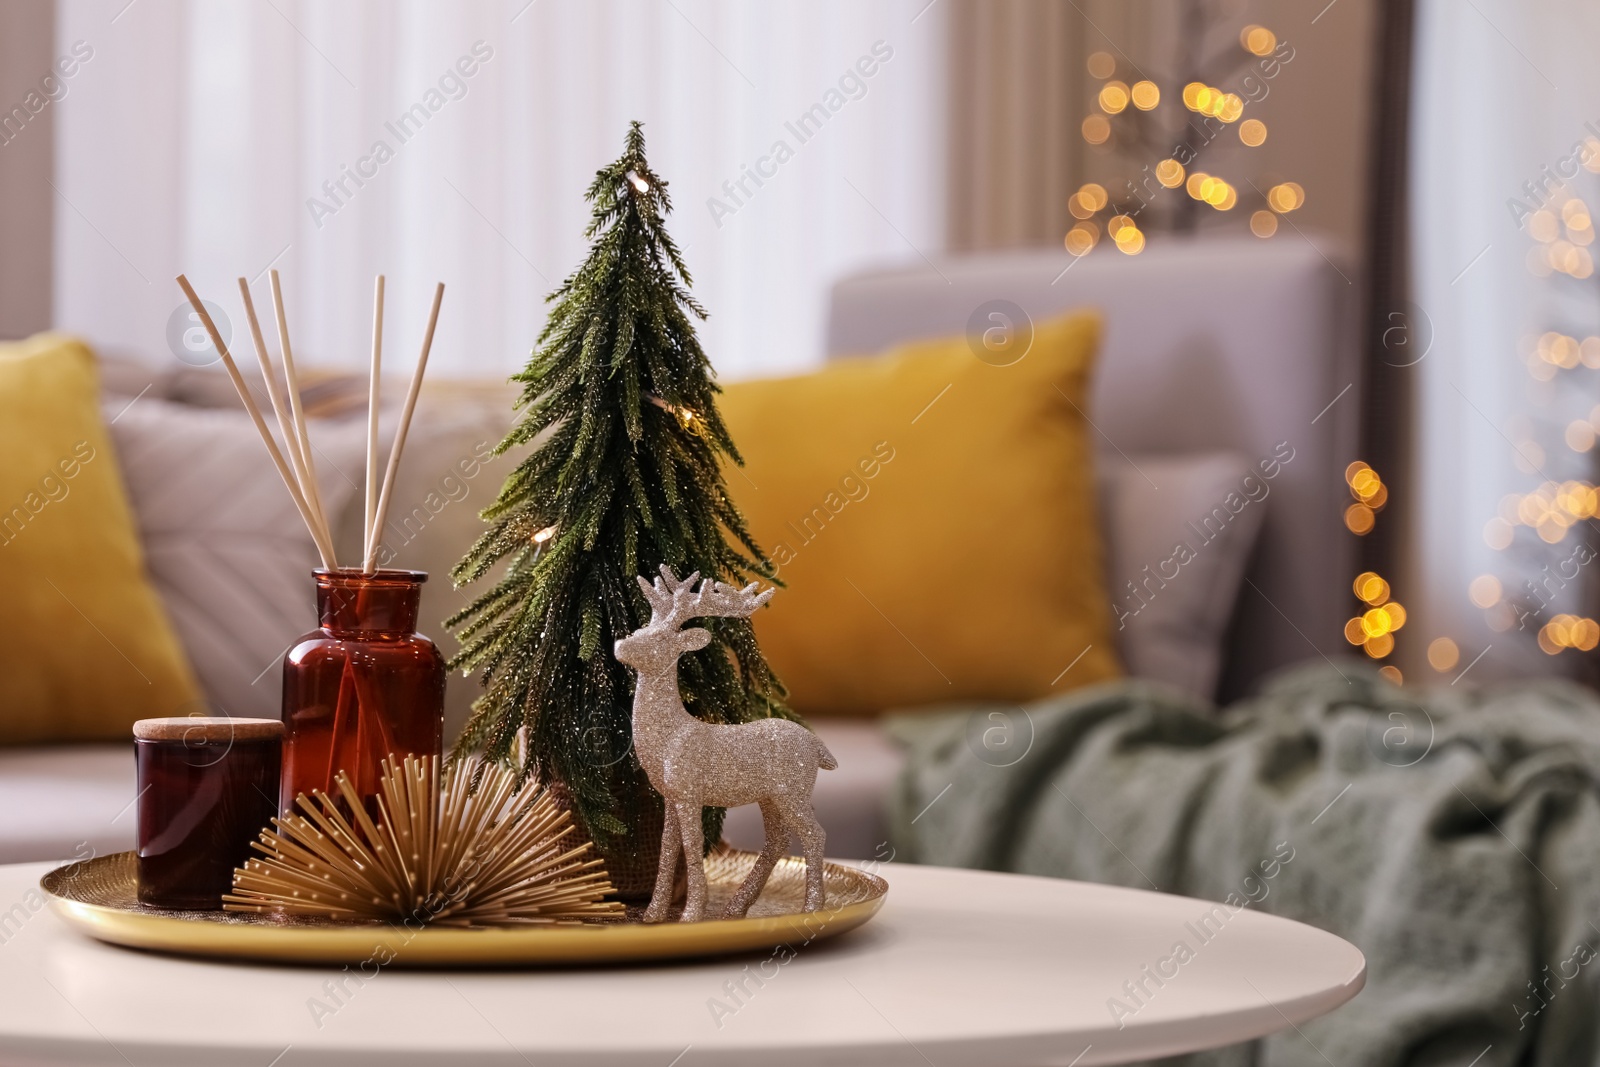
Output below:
[615,566,837,923]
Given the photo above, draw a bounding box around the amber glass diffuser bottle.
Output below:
[281,569,445,808]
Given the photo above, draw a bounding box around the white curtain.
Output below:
[53,0,946,380]
[1411,0,1600,677]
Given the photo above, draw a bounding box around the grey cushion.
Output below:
[1100,452,1267,700]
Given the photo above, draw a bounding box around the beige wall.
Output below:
[948,0,1375,259]
[0,0,55,339]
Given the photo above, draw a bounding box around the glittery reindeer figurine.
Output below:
[615,566,836,923]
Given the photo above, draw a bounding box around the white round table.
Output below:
[2,859,1363,1066]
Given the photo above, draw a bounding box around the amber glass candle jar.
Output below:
[134,717,282,910]
[281,569,445,810]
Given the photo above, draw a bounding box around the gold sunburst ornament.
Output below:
[224,754,624,925]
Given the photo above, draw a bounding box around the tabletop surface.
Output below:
[2,859,1364,1067]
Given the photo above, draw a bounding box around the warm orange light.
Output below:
[1240,25,1277,56]
[1155,159,1185,188]
[1350,468,1382,498]
[1182,82,1206,110]
[1468,574,1502,608]
[1361,608,1392,638]
[1078,183,1109,212]
[1343,618,1366,645]
[1087,51,1117,79]
[1082,115,1111,144]
[1239,119,1267,146]
[1364,633,1395,658]
[1114,227,1145,255]
[1529,210,1559,242]
[1131,80,1160,110]
[1268,182,1305,212]
[1427,638,1460,671]
[1377,664,1403,685]
[1354,572,1390,606]
[1065,223,1098,257]
[1345,503,1376,534]
[1576,618,1600,651]
[1250,210,1278,237]
[1567,421,1596,452]
[1099,81,1131,114]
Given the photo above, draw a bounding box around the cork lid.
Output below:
[133,717,284,742]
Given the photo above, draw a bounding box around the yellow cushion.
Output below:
[0,334,199,741]
[718,310,1122,715]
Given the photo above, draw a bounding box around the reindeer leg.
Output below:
[788,804,827,913]
[723,799,789,920]
[642,802,681,924]
[676,801,707,922]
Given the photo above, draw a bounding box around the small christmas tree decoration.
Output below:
[447,121,791,898]
[616,567,836,923]
[224,754,624,925]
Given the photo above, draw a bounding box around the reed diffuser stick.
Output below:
[236,278,337,567]
[364,275,385,572]
[175,275,336,570]
[269,269,332,556]
[365,283,445,574]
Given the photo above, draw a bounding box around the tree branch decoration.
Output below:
[445,121,793,896]
[224,755,624,926]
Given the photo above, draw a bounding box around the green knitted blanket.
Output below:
[886,662,1600,1067]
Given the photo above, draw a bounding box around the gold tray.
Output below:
[41,851,887,967]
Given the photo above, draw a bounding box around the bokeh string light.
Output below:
[1342,462,1404,680]
[1343,461,1386,535]
[1472,161,1600,665]
[1065,24,1301,257]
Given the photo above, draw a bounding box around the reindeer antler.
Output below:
[636,565,773,629]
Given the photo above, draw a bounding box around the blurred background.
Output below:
[5,0,1600,689]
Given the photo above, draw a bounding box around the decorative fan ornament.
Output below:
[225,754,624,925]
